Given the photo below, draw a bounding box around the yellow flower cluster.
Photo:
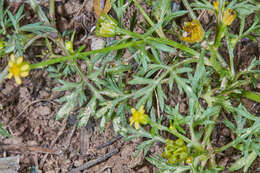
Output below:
[162,138,192,164]
[181,20,204,44]
[213,0,237,26]
[222,8,237,26]
[129,105,149,129]
[8,54,30,85]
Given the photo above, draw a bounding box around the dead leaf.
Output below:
[94,0,111,17]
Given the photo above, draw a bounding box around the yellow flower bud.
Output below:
[95,14,118,37]
[65,41,74,53]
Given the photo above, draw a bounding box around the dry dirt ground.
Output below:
[0,0,259,172]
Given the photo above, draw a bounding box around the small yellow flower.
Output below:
[129,105,149,129]
[8,54,30,85]
[181,20,204,44]
[222,8,237,25]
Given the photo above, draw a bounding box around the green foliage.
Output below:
[1,0,260,172]
[0,2,55,56]
[0,123,11,138]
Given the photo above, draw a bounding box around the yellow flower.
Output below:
[222,8,237,25]
[181,20,204,44]
[130,105,149,129]
[8,54,30,85]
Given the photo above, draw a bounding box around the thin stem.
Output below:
[49,0,56,26]
[119,28,200,57]
[226,36,235,77]
[216,126,259,153]
[148,37,200,57]
[30,40,145,69]
[181,0,197,20]
[132,0,166,38]
[202,109,221,146]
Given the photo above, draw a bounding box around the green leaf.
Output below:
[242,91,260,104]
[135,139,155,157]
[77,97,96,128]
[148,40,176,53]
[100,116,106,133]
[128,76,155,85]
[163,10,188,25]
[95,101,115,119]
[53,80,81,91]
[0,123,11,138]
[56,92,78,120]
[229,151,257,172]
[157,84,166,111]
[20,22,56,34]
[29,0,51,25]
[235,104,258,121]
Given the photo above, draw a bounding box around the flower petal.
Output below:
[134,122,140,129]
[8,61,13,66]
[14,76,22,85]
[21,71,29,77]
[131,108,136,114]
[8,73,13,79]
[21,64,29,71]
[10,54,15,61]
[139,105,145,114]
[17,57,23,65]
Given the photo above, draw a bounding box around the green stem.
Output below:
[216,125,259,153]
[181,0,197,20]
[119,28,200,57]
[49,0,56,26]
[226,36,235,77]
[132,0,166,38]
[30,40,144,69]
[214,24,226,48]
[202,108,221,146]
[209,46,227,76]
[148,37,200,57]
[117,28,144,39]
